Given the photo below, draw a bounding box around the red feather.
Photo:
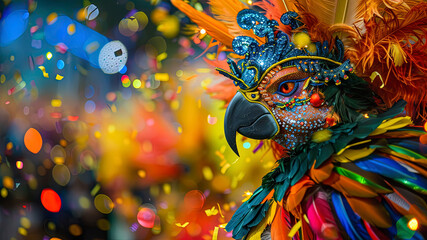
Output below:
[305,191,341,240]
[270,205,292,240]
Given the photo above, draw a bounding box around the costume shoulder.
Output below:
[226,101,427,239]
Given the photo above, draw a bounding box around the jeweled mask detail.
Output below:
[219,10,355,151]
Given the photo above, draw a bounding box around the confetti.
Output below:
[85,41,99,54]
[41,188,61,212]
[67,23,76,35]
[202,166,213,181]
[212,226,219,240]
[130,222,139,232]
[38,66,49,78]
[51,99,62,107]
[220,163,231,174]
[175,222,189,228]
[55,43,68,54]
[67,116,79,121]
[242,191,253,202]
[30,25,39,34]
[217,203,224,218]
[31,39,42,49]
[253,141,264,153]
[205,206,218,216]
[46,12,58,25]
[55,74,64,80]
[57,60,64,69]
[154,73,169,81]
[90,184,100,196]
[28,56,35,70]
[196,68,210,73]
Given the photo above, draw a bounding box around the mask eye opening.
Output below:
[273,77,308,97]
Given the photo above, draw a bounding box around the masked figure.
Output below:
[173,0,427,239]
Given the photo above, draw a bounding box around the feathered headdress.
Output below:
[172,0,427,121]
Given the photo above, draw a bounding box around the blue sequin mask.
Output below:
[216,10,354,91]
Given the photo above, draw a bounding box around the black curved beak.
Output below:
[224,91,279,156]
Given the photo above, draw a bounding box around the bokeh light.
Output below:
[408,218,418,231]
[16,161,23,169]
[137,207,156,228]
[41,189,61,212]
[24,128,43,154]
[94,194,114,214]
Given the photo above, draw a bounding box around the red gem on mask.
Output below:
[310,93,324,107]
[326,117,335,126]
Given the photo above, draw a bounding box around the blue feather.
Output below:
[387,139,427,155]
[340,194,372,239]
[412,232,426,240]
[383,201,398,237]
[355,154,427,193]
[396,175,427,194]
[355,154,415,179]
[383,196,425,240]
[331,192,364,240]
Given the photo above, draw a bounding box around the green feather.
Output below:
[334,166,390,191]
[388,144,427,159]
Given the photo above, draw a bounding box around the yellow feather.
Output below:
[311,129,332,143]
[336,139,372,155]
[369,116,412,136]
[335,147,376,162]
[389,42,407,67]
[246,201,277,240]
[370,71,385,88]
[288,219,302,237]
[300,0,338,25]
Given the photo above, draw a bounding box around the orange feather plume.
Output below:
[323,172,380,197]
[345,196,392,228]
[174,0,427,120]
[253,0,292,33]
[285,176,314,212]
[271,205,292,240]
[347,2,427,120]
[171,0,234,48]
[209,0,265,43]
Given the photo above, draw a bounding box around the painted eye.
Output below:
[277,81,298,96]
[280,82,295,94]
[245,91,260,101]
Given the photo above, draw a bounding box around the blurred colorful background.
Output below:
[0,0,280,239]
